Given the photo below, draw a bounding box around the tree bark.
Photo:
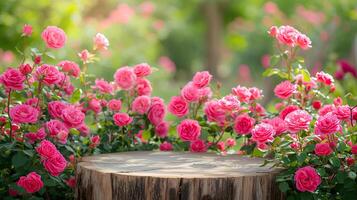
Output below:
[76,151,284,200]
[202,1,223,79]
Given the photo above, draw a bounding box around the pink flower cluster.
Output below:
[17,172,43,194]
[36,140,67,176]
[268,25,312,49]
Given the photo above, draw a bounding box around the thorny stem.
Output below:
[350,105,357,127]
[7,89,12,141]
[193,102,202,120]
[212,128,225,147]
[35,81,43,108]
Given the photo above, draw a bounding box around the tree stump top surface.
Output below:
[78,151,280,178]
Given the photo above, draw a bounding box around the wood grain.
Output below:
[76,151,284,200]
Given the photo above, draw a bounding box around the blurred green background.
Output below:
[0,0,357,103]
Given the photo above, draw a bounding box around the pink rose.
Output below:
[88,98,102,114]
[234,114,255,135]
[217,141,225,151]
[10,104,39,124]
[93,33,109,50]
[274,81,296,99]
[25,128,46,144]
[296,33,312,49]
[90,135,101,148]
[226,138,236,147]
[136,78,152,96]
[314,112,341,135]
[159,141,173,151]
[22,24,33,36]
[34,55,41,64]
[263,117,287,136]
[46,119,68,137]
[35,64,61,85]
[148,99,166,126]
[268,26,278,37]
[0,68,25,90]
[41,26,67,49]
[131,95,151,114]
[190,140,207,152]
[318,104,335,116]
[108,99,122,111]
[17,172,43,193]
[181,82,199,102]
[8,188,18,197]
[57,130,69,144]
[276,25,299,47]
[198,87,213,101]
[114,67,137,90]
[294,166,321,192]
[312,100,322,110]
[168,96,189,118]
[19,64,32,75]
[333,105,350,120]
[204,100,226,125]
[65,177,76,188]
[249,103,266,117]
[93,79,114,94]
[113,113,133,127]
[155,121,169,138]
[192,71,212,88]
[177,119,201,141]
[285,110,312,133]
[279,105,300,120]
[25,98,39,107]
[77,123,90,137]
[58,60,80,77]
[78,49,92,64]
[316,71,334,86]
[232,85,251,103]
[218,95,240,111]
[36,140,58,159]
[48,101,68,119]
[249,87,263,101]
[352,145,357,155]
[314,143,333,156]
[134,63,152,77]
[42,152,67,176]
[61,106,85,128]
[333,97,343,106]
[251,123,275,144]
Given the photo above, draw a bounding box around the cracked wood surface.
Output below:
[75,151,284,200]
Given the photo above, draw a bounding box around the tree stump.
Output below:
[76,151,284,200]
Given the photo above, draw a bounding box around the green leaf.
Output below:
[270,55,281,66]
[297,152,307,164]
[335,171,347,183]
[317,168,326,177]
[45,52,56,59]
[329,157,341,168]
[70,128,80,135]
[348,171,357,180]
[278,182,290,193]
[69,89,82,103]
[23,150,34,157]
[11,152,29,168]
[30,48,41,56]
[262,68,288,79]
[142,129,151,141]
[303,144,315,153]
[337,142,347,152]
[301,69,311,82]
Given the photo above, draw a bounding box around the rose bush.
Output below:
[163,25,357,199]
[1,24,357,199]
[0,25,164,199]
